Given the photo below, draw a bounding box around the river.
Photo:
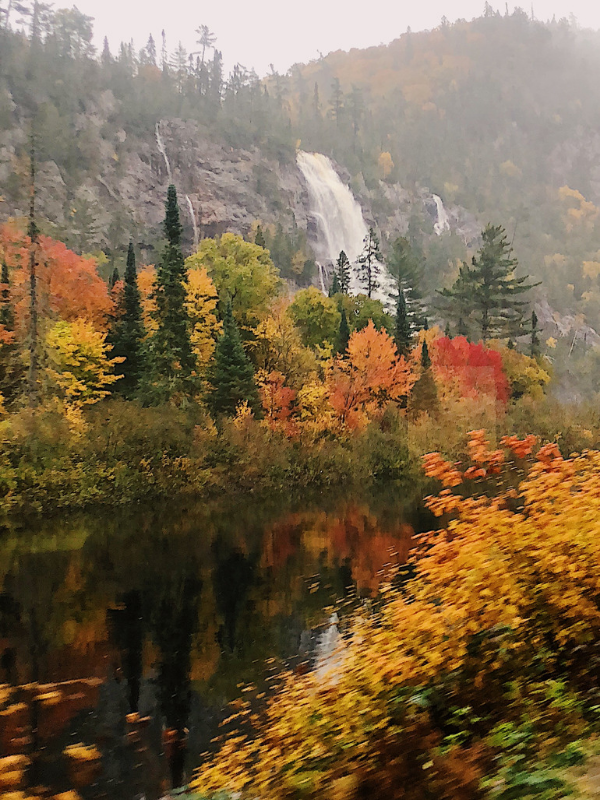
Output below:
[0,489,432,797]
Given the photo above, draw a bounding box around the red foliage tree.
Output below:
[431,336,509,404]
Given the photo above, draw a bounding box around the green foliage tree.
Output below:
[288,286,341,350]
[187,233,281,336]
[357,228,383,299]
[254,225,266,250]
[409,339,439,417]
[440,224,537,342]
[329,270,340,297]
[111,242,145,398]
[206,301,260,417]
[146,185,196,402]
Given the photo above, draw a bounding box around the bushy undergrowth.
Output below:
[190,433,600,800]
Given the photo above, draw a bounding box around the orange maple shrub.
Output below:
[328,321,416,428]
[0,222,113,336]
[193,430,600,800]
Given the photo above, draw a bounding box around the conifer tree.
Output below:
[254,225,266,250]
[357,228,383,298]
[395,288,412,358]
[206,301,259,417]
[387,236,423,326]
[329,271,340,297]
[109,266,120,290]
[336,250,351,294]
[531,310,540,357]
[337,307,350,355]
[409,339,439,417]
[458,317,468,338]
[111,242,145,398]
[445,321,452,339]
[440,224,537,342]
[147,185,196,402]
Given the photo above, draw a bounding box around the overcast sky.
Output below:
[70,0,600,76]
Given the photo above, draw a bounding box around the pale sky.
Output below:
[69,0,600,76]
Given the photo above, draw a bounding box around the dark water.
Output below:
[0,488,430,798]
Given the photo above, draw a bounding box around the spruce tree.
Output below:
[444,321,452,339]
[336,250,351,294]
[531,310,540,358]
[254,225,266,250]
[206,302,260,417]
[357,228,383,298]
[387,236,424,326]
[409,339,439,418]
[109,266,120,290]
[111,242,145,398]
[439,224,537,342]
[338,307,350,355]
[395,288,412,358]
[329,271,340,297]
[147,185,196,402]
[458,317,468,338]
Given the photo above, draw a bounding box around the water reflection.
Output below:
[0,490,426,797]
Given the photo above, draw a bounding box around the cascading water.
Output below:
[315,612,343,680]
[156,121,198,249]
[297,151,395,306]
[432,194,450,235]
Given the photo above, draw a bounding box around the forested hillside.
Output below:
[3,3,600,372]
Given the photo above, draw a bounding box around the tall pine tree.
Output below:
[357,228,383,298]
[337,307,350,355]
[111,242,145,398]
[206,301,260,417]
[147,185,196,402]
[395,288,412,358]
[387,236,424,328]
[336,250,351,294]
[439,224,537,342]
[409,339,439,418]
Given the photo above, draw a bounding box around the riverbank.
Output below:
[2,395,600,519]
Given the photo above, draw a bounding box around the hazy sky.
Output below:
[70,0,600,76]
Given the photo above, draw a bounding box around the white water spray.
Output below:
[433,194,450,235]
[315,612,343,680]
[297,151,395,305]
[156,121,199,250]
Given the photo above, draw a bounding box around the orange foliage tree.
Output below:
[328,321,416,427]
[0,222,114,338]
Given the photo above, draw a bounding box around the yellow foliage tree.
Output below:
[45,319,123,413]
[185,267,222,372]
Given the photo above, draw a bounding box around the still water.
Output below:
[0,488,430,798]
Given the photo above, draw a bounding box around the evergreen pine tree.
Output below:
[357,228,383,298]
[254,225,266,249]
[458,317,468,338]
[531,310,540,357]
[206,301,260,417]
[387,236,424,327]
[111,242,145,398]
[439,224,538,342]
[329,271,340,297]
[336,250,351,294]
[409,339,438,418]
[147,185,196,402]
[395,288,412,358]
[337,307,350,355]
[444,321,452,339]
[109,266,120,290]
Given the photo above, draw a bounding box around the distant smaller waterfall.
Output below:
[156,121,198,249]
[433,194,450,235]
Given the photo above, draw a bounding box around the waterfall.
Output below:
[156,121,198,249]
[185,194,199,251]
[298,151,395,305]
[433,194,450,235]
[155,122,173,183]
